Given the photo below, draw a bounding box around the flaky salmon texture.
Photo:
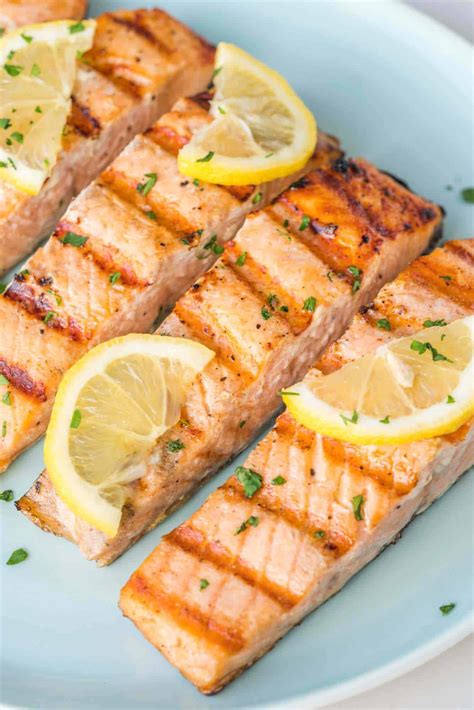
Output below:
[1,94,328,473]
[120,240,474,694]
[0,0,88,30]
[0,7,215,275]
[17,150,442,563]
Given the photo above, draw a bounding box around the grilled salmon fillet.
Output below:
[0,8,215,275]
[120,239,474,694]
[1,99,332,473]
[0,0,87,30]
[17,155,443,564]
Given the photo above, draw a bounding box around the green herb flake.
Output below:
[144,210,157,221]
[280,305,289,312]
[30,63,41,77]
[193,178,200,187]
[70,409,82,429]
[203,234,224,255]
[340,410,359,426]
[34,105,42,113]
[239,420,246,428]
[210,66,222,82]
[136,172,157,197]
[2,390,12,406]
[461,187,474,203]
[447,395,455,404]
[199,578,210,590]
[1,421,6,438]
[439,603,456,615]
[0,118,11,129]
[61,231,88,247]
[423,319,447,328]
[252,191,262,205]
[0,283,6,294]
[69,21,86,34]
[440,275,452,282]
[7,50,15,60]
[271,476,287,486]
[217,105,226,114]
[314,530,326,539]
[376,318,391,331]
[303,296,317,313]
[283,219,289,228]
[0,29,5,38]
[10,131,23,144]
[279,390,300,396]
[235,515,259,535]
[236,251,247,267]
[196,151,214,163]
[0,374,9,385]
[109,271,121,285]
[299,215,310,231]
[235,466,263,499]
[348,265,362,293]
[21,32,33,43]
[410,340,452,362]
[46,289,62,306]
[352,494,364,521]
[4,64,23,77]
[6,548,28,565]
[43,311,56,325]
[265,152,274,159]
[379,415,390,424]
[0,489,14,502]
[261,306,272,320]
[167,439,185,453]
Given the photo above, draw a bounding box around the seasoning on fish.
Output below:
[0,7,215,274]
[18,153,443,564]
[119,240,474,694]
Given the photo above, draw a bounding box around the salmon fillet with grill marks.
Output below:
[0,8,215,275]
[119,240,474,694]
[17,155,442,563]
[0,0,88,30]
[1,100,333,473]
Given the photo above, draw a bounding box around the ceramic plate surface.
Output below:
[1,1,473,708]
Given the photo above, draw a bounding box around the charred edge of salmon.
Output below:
[0,358,47,401]
[68,97,102,138]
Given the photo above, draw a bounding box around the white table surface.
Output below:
[324,2,473,708]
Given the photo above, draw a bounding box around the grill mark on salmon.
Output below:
[118,241,473,694]
[18,151,442,562]
[0,0,87,30]
[1,111,335,472]
[0,8,216,275]
[0,359,46,402]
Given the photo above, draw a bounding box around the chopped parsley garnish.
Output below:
[267,293,278,309]
[217,105,226,114]
[1,421,6,438]
[299,215,310,231]
[340,410,358,426]
[4,64,23,76]
[423,319,447,328]
[0,489,14,502]
[10,131,23,144]
[210,66,222,82]
[261,306,272,320]
[379,415,390,424]
[203,234,224,255]
[144,210,157,220]
[461,187,474,203]
[109,272,121,285]
[43,311,56,325]
[7,51,15,60]
[278,390,300,396]
[193,178,200,187]
[136,172,157,196]
[280,305,289,312]
[376,318,391,331]
[303,296,317,313]
[235,515,259,534]
[196,151,214,163]
[199,578,210,590]
[235,466,262,498]
[6,548,28,565]
[265,152,274,158]
[236,251,247,266]
[239,420,246,428]
[283,219,289,228]
[439,603,456,615]
[2,391,12,406]
[70,409,82,429]
[0,29,4,38]
[440,275,452,282]
[61,231,88,247]
[167,439,185,453]
[410,340,452,362]
[271,476,286,486]
[252,191,262,204]
[35,105,42,113]
[0,118,11,129]
[69,21,86,34]
[348,265,362,293]
[447,395,455,404]
[0,375,8,385]
[46,289,62,306]
[352,494,364,521]
[314,530,326,539]
[30,63,41,77]
[21,32,33,43]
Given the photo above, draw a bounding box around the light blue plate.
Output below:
[1,1,473,708]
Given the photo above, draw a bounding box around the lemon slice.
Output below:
[0,19,95,194]
[283,317,474,445]
[44,335,215,537]
[177,42,317,185]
